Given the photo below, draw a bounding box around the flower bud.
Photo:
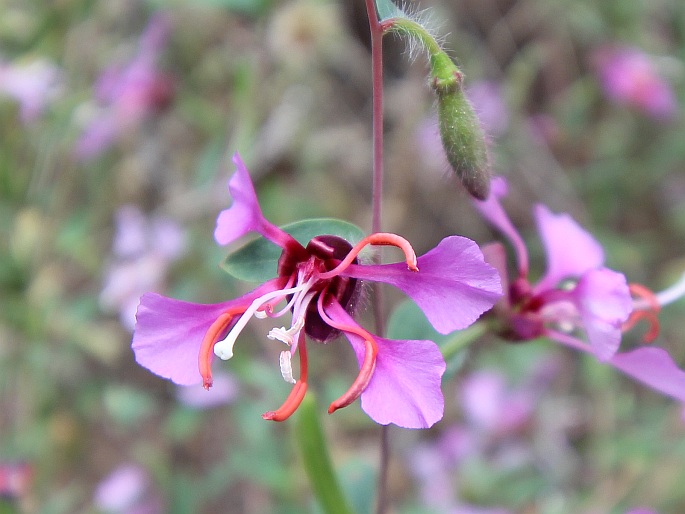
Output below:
[382,17,492,199]
[433,68,491,200]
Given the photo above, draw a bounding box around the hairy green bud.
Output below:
[434,71,491,200]
[383,17,491,199]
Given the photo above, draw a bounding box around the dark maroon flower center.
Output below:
[278,234,361,342]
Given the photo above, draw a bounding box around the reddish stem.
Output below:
[364,2,391,514]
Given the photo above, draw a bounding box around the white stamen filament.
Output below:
[213,281,313,360]
[655,271,685,307]
[254,274,299,319]
[279,350,297,384]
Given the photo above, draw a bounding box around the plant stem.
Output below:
[366,0,389,514]
[364,2,390,514]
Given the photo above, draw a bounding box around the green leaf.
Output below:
[296,393,357,514]
[221,218,365,282]
[375,0,403,21]
[387,298,450,343]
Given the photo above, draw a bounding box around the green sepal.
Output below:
[295,393,358,514]
[221,218,366,283]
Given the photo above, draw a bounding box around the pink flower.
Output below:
[0,461,32,501]
[131,153,502,428]
[474,177,685,403]
[0,57,62,123]
[75,13,174,160]
[459,370,535,435]
[100,205,186,331]
[594,45,678,120]
[94,464,163,514]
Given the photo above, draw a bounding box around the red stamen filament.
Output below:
[623,283,661,343]
[198,308,245,389]
[316,293,378,414]
[262,332,309,422]
[317,232,418,280]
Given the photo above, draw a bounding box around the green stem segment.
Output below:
[440,322,488,361]
[383,17,491,200]
[296,393,357,514]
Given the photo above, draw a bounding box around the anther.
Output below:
[268,317,305,346]
[279,351,296,384]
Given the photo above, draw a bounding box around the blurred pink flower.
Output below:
[459,370,535,435]
[594,45,678,120]
[0,57,62,123]
[0,461,32,501]
[100,205,186,331]
[75,13,174,160]
[176,370,239,409]
[94,463,163,514]
[406,363,558,513]
[473,177,685,403]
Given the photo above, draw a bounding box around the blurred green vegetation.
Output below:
[1,0,684,512]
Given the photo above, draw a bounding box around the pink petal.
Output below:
[533,204,605,292]
[609,346,685,402]
[214,153,293,248]
[327,301,446,428]
[552,332,685,403]
[132,280,279,385]
[472,177,529,276]
[481,242,511,310]
[344,236,502,334]
[573,268,632,361]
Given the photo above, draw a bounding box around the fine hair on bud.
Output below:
[435,74,491,200]
[387,3,446,63]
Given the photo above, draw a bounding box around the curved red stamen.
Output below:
[198,307,246,389]
[263,332,309,422]
[317,232,418,280]
[316,294,378,414]
[623,283,661,343]
[328,338,377,414]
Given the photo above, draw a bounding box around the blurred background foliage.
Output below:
[1,0,685,512]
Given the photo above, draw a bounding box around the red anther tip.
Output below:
[202,379,212,391]
[409,264,419,272]
[262,411,277,421]
[327,403,338,415]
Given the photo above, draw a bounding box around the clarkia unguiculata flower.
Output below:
[473,177,685,402]
[132,154,502,429]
